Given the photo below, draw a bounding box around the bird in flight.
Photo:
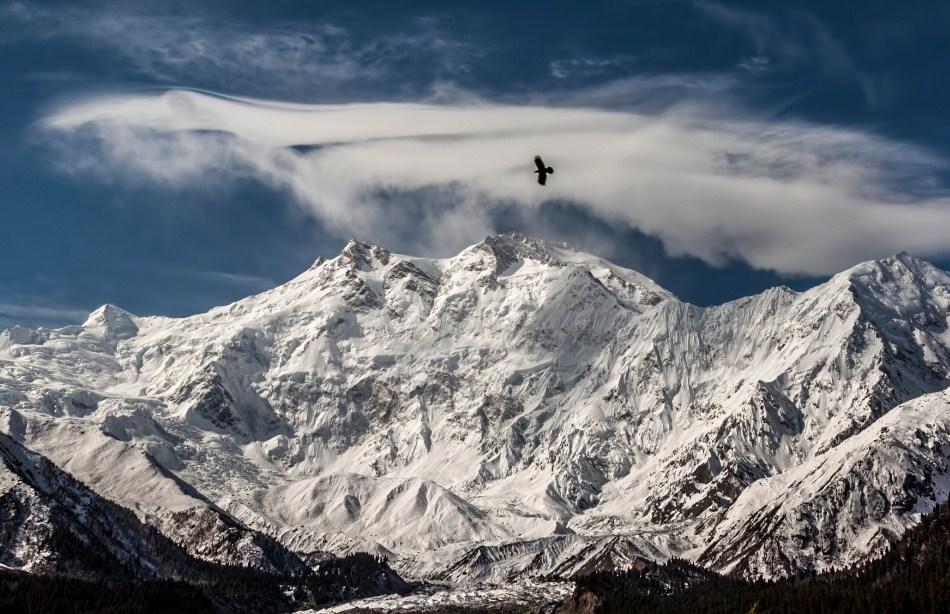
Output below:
[534,155,554,185]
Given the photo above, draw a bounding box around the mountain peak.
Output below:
[467,233,611,274]
[469,233,562,275]
[82,304,138,339]
[841,251,950,292]
[477,233,575,259]
[882,251,939,275]
[339,239,391,271]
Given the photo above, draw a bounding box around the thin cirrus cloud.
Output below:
[0,301,90,327]
[184,269,276,291]
[550,54,637,79]
[2,3,481,96]
[691,1,885,106]
[39,88,950,276]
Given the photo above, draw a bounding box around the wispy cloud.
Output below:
[735,56,771,75]
[692,1,885,104]
[1,3,482,96]
[555,72,740,112]
[550,54,636,79]
[0,301,89,329]
[39,89,950,275]
[183,269,276,291]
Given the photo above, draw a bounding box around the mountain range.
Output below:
[2,233,948,594]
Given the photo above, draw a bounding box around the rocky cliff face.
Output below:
[1,234,948,581]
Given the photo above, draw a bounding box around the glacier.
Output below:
[1,233,949,582]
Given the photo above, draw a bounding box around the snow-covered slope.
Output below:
[0,430,213,579]
[695,388,950,577]
[1,234,948,581]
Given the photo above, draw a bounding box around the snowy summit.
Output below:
[1,235,949,582]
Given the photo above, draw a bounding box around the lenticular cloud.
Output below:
[42,88,950,275]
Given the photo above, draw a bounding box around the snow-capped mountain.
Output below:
[1,234,948,581]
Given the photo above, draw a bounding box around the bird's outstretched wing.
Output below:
[534,155,546,172]
[537,172,547,186]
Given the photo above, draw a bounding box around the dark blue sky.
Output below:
[2,1,950,327]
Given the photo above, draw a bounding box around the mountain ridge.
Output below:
[1,234,948,583]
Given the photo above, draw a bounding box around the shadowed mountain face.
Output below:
[1,234,949,585]
[0,430,205,580]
